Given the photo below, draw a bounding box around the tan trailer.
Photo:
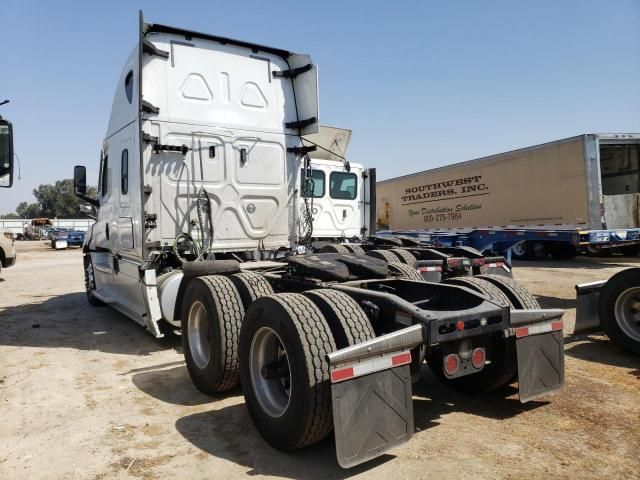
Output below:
[377,134,640,258]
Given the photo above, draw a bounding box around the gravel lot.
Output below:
[1,242,639,479]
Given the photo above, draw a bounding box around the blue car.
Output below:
[51,229,85,248]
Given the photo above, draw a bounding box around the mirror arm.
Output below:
[79,209,97,221]
[77,194,99,208]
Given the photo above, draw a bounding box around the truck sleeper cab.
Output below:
[74,13,565,469]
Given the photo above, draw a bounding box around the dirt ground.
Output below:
[1,242,639,479]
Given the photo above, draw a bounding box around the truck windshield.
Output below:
[301,169,325,198]
[330,172,357,200]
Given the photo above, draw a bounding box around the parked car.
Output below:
[51,229,85,249]
[0,228,17,272]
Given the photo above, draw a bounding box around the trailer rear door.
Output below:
[599,137,640,229]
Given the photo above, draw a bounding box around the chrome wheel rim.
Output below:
[188,301,211,370]
[614,287,640,342]
[511,242,526,257]
[249,327,292,418]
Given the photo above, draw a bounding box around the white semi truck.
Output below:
[74,13,566,468]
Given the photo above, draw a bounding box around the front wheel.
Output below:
[239,293,336,451]
[84,256,104,307]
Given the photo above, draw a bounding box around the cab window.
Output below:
[124,71,134,104]
[300,169,325,198]
[329,172,357,200]
[101,154,109,197]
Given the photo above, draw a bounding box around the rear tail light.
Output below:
[444,354,460,376]
[471,348,486,369]
[471,258,484,267]
[446,258,462,268]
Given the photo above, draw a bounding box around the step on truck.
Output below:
[73,13,566,468]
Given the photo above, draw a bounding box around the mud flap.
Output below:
[517,330,564,403]
[332,364,413,468]
[574,280,605,333]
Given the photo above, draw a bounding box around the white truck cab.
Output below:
[73,14,565,469]
[299,126,375,241]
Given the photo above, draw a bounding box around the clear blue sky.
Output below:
[1,0,639,214]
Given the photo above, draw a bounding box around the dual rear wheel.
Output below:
[181,274,374,451]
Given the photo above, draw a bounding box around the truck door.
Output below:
[327,168,361,238]
[599,141,640,229]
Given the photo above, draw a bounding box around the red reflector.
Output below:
[331,367,354,383]
[456,320,465,331]
[515,327,529,338]
[391,351,412,366]
[471,259,484,266]
[471,348,486,369]
[444,354,460,375]
[447,258,462,267]
[551,321,563,331]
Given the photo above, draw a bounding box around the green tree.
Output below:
[0,212,19,219]
[31,179,97,218]
[15,201,42,218]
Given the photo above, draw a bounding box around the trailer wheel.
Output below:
[598,268,640,356]
[367,249,401,264]
[304,289,375,348]
[388,262,424,281]
[319,243,350,254]
[389,248,418,266]
[549,243,577,260]
[477,274,540,309]
[343,244,365,255]
[83,256,104,307]
[229,272,274,310]
[443,276,513,308]
[182,275,245,394]
[239,293,336,450]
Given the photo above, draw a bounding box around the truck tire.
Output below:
[343,244,365,255]
[304,289,375,348]
[549,243,577,260]
[367,249,401,264]
[182,275,245,394]
[443,276,513,308]
[239,293,336,450]
[598,268,640,356]
[388,262,425,281]
[389,248,418,266]
[319,244,349,254]
[477,274,540,309]
[229,272,274,310]
[84,256,104,307]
